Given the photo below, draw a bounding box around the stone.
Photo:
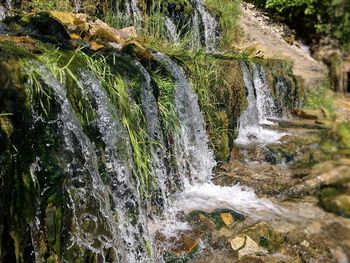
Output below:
[49,11,89,33]
[242,222,284,252]
[89,19,126,45]
[198,213,216,230]
[220,213,234,227]
[90,41,104,51]
[230,235,267,258]
[322,193,350,217]
[123,41,152,61]
[0,22,10,34]
[293,109,323,120]
[169,231,200,256]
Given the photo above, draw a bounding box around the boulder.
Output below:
[320,192,350,217]
[89,19,126,45]
[242,222,284,252]
[167,231,201,256]
[48,11,89,34]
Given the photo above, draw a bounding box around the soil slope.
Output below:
[237,2,328,87]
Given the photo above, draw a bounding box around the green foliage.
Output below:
[250,0,350,50]
[151,72,179,133]
[29,0,73,11]
[79,52,154,198]
[304,82,335,118]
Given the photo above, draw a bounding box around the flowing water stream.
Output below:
[235,62,286,145]
[24,54,290,261]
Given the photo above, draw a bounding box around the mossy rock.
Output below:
[335,122,350,149]
[319,187,350,217]
[187,209,245,230]
[19,12,71,42]
[241,222,285,253]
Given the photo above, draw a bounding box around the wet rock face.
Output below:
[0,21,9,33]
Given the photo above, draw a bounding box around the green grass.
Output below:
[79,52,155,199]
[29,0,73,11]
[205,0,241,49]
[151,71,179,134]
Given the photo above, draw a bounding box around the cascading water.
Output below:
[190,11,202,49]
[73,0,81,12]
[165,17,179,43]
[29,65,124,261]
[191,0,218,51]
[253,64,278,123]
[153,52,216,186]
[80,71,153,262]
[235,62,286,145]
[132,60,169,209]
[150,54,284,239]
[275,76,292,118]
[6,48,288,262]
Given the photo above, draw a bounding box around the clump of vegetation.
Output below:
[304,82,336,119]
[29,0,73,11]
[205,0,241,49]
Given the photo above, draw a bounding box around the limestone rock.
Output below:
[293,159,350,194]
[321,193,350,217]
[293,108,324,120]
[220,212,234,227]
[89,19,125,45]
[230,235,267,258]
[198,213,216,230]
[168,231,200,256]
[48,11,89,33]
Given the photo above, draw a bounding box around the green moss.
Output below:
[336,122,350,149]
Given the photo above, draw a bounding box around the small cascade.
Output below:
[253,64,278,123]
[174,183,285,219]
[132,60,169,209]
[275,77,292,118]
[153,52,216,187]
[73,0,81,12]
[190,11,201,49]
[235,62,286,145]
[5,0,12,9]
[81,71,153,262]
[191,0,218,51]
[125,0,142,25]
[32,65,121,260]
[165,17,179,43]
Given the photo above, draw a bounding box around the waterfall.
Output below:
[253,64,278,123]
[153,52,216,187]
[191,0,218,51]
[132,60,169,209]
[165,17,179,43]
[80,71,153,262]
[27,63,156,262]
[190,11,201,49]
[32,66,122,261]
[73,0,81,12]
[235,62,285,145]
[275,77,291,118]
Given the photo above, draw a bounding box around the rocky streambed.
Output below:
[163,111,350,263]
